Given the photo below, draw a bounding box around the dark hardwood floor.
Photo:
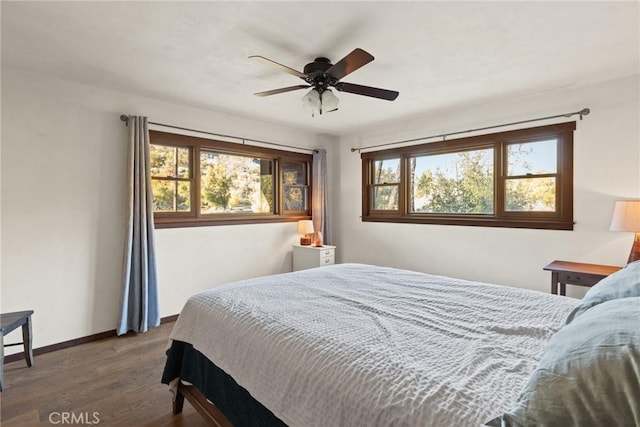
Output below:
[0,322,209,426]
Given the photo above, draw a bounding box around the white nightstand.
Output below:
[292,245,336,271]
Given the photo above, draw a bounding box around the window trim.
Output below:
[361,122,575,230]
[150,131,313,228]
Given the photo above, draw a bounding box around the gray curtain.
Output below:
[117,116,160,335]
[312,149,329,244]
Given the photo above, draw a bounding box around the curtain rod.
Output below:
[119,115,318,154]
[350,108,590,153]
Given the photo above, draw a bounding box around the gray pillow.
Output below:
[486,297,640,427]
[565,260,640,325]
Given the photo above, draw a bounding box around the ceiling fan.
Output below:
[249,48,399,115]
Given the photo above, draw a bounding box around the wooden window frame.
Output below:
[281,160,311,216]
[361,122,575,230]
[149,144,194,216]
[150,131,312,228]
[369,156,402,213]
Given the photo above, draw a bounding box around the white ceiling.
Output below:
[2,1,638,135]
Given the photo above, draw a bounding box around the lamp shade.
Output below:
[297,220,314,234]
[302,89,321,109]
[322,89,339,112]
[609,200,640,231]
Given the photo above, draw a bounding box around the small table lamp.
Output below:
[297,220,314,246]
[609,200,640,264]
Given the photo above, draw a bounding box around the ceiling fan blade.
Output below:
[249,55,308,79]
[254,85,311,97]
[325,48,374,80]
[335,82,399,101]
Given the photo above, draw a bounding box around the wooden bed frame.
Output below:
[173,381,233,427]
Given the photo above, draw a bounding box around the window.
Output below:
[282,161,310,213]
[361,122,575,230]
[372,158,401,210]
[504,139,557,212]
[199,151,273,215]
[150,144,191,212]
[409,148,494,214]
[150,131,312,228]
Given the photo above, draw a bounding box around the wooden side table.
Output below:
[543,260,621,296]
[1,310,34,391]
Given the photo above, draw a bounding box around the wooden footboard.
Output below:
[174,381,233,427]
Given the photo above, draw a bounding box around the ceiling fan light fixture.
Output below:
[301,88,339,117]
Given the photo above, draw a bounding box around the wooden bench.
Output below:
[1,310,34,391]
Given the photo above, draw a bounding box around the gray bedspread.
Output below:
[170,263,578,426]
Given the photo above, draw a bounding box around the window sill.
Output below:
[154,215,311,229]
[362,215,574,230]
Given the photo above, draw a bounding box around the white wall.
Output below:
[1,68,329,351]
[335,75,640,298]
[2,66,638,353]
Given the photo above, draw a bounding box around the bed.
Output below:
[162,262,640,426]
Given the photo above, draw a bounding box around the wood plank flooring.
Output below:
[0,322,209,426]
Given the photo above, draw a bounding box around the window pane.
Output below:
[409,149,493,214]
[151,180,190,212]
[150,145,189,178]
[284,187,307,211]
[260,161,274,213]
[507,139,557,176]
[373,158,400,184]
[283,161,307,185]
[373,185,399,210]
[200,151,273,214]
[505,177,556,211]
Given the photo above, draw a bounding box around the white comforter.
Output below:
[170,263,578,427]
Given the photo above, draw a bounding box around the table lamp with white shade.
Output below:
[297,220,314,246]
[609,200,640,264]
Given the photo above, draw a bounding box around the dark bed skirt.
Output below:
[161,340,287,427]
